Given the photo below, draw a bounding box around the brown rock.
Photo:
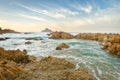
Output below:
[49,31,73,39]
[68,68,93,80]
[25,38,43,40]
[56,42,69,50]
[56,46,62,50]
[25,41,32,44]
[59,42,69,48]
[0,47,29,63]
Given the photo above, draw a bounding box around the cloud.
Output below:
[17,13,46,21]
[81,5,92,13]
[53,13,66,18]
[60,8,79,16]
[17,3,79,19]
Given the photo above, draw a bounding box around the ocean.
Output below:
[0,32,120,80]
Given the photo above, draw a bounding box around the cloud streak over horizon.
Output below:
[0,0,120,33]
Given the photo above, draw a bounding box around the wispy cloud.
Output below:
[17,3,79,19]
[17,13,46,21]
[72,4,92,14]
[81,5,92,13]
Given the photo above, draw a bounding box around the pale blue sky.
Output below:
[0,0,120,33]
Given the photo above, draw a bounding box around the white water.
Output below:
[0,32,120,80]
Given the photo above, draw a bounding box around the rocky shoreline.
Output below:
[49,32,120,57]
[0,27,18,34]
[0,47,93,80]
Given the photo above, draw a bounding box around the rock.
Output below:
[56,46,62,50]
[25,38,43,40]
[0,60,23,80]
[56,43,69,50]
[68,68,93,80]
[17,56,93,80]
[49,31,73,39]
[25,41,32,44]
[0,28,19,34]
[0,38,6,41]
[0,37,10,41]
[59,42,69,48]
[0,47,29,63]
[41,28,53,32]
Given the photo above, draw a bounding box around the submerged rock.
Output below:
[0,37,10,41]
[25,41,32,44]
[25,38,43,40]
[49,31,73,39]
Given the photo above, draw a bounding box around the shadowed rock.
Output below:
[25,41,32,44]
[25,38,43,40]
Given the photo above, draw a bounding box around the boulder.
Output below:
[49,31,73,39]
[56,46,62,50]
[56,43,69,50]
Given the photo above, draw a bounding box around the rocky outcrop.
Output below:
[0,48,93,80]
[41,28,53,32]
[0,27,18,34]
[49,31,73,39]
[56,42,69,50]
[103,37,120,56]
[17,56,93,80]
[0,60,23,80]
[0,47,29,63]
[75,33,120,57]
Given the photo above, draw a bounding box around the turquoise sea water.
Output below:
[0,32,120,80]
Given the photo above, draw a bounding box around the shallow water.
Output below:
[0,32,120,80]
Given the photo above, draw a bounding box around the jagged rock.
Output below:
[41,28,53,32]
[75,33,120,57]
[0,47,29,63]
[49,31,73,39]
[17,56,93,80]
[0,60,23,80]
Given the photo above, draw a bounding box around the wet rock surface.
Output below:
[0,48,93,80]
[25,38,43,40]
[25,41,32,44]
[56,43,69,50]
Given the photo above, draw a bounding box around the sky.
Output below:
[0,0,120,33]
